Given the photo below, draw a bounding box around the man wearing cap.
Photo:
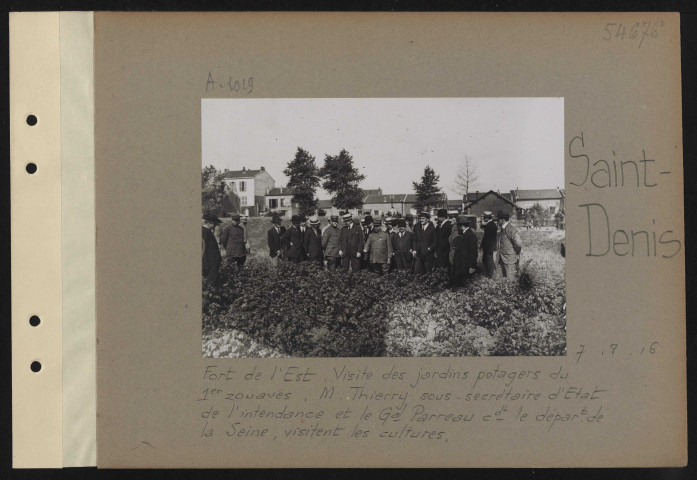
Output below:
[281,214,304,264]
[480,211,498,278]
[361,215,374,270]
[220,213,248,267]
[339,212,364,272]
[363,219,393,275]
[497,210,522,279]
[435,208,452,271]
[202,213,222,286]
[391,218,415,271]
[412,211,437,274]
[322,215,342,270]
[267,215,286,267]
[303,215,324,264]
[450,215,478,287]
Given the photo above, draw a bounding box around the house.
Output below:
[361,192,448,217]
[221,167,275,216]
[265,186,297,218]
[463,190,521,224]
[510,188,565,214]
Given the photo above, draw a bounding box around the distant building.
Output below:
[265,186,297,218]
[221,167,275,216]
[463,190,521,223]
[510,188,565,214]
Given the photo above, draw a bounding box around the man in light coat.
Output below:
[220,214,247,267]
[363,219,393,275]
[322,215,342,270]
[496,210,522,279]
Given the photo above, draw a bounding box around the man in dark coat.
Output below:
[450,215,478,287]
[267,215,286,267]
[339,213,364,272]
[303,215,324,264]
[435,208,452,271]
[412,211,437,274]
[220,214,247,267]
[281,215,304,264]
[361,215,374,270]
[480,210,498,277]
[391,219,415,271]
[322,215,342,270]
[202,213,222,286]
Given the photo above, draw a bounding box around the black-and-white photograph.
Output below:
[201,98,565,358]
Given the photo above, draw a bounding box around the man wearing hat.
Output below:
[412,211,437,274]
[267,215,286,267]
[339,212,364,272]
[363,219,393,275]
[480,211,498,278]
[281,214,304,264]
[220,213,248,267]
[436,208,453,271]
[391,218,415,271]
[450,215,478,287]
[322,215,342,270]
[303,215,324,264]
[496,210,522,279]
[202,213,222,286]
[361,215,374,270]
[404,213,415,232]
[240,214,251,255]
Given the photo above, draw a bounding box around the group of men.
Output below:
[203,207,523,288]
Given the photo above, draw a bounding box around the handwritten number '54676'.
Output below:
[603,21,664,48]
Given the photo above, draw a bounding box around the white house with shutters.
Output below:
[221,167,275,216]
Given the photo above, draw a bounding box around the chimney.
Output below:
[242,166,246,171]
[265,187,269,195]
[280,187,283,194]
[261,166,265,171]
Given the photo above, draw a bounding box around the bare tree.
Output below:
[452,156,480,203]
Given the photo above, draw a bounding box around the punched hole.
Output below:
[26,115,37,126]
[26,163,37,174]
[30,361,42,373]
[29,315,41,327]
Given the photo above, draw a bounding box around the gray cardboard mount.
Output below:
[94,13,685,467]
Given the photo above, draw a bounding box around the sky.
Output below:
[202,98,564,199]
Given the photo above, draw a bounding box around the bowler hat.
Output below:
[497,210,510,220]
[203,213,221,224]
[397,219,406,227]
[271,216,282,224]
[291,214,302,223]
[231,214,241,221]
[456,215,470,225]
[364,215,373,224]
[437,209,448,218]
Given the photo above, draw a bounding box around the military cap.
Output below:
[231,213,241,221]
[203,213,221,224]
[330,215,339,221]
[418,211,430,218]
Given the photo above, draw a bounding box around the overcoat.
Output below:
[413,222,437,258]
[267,225,286,258]
[451,227,478,276]
[303,226,324,261]
[220,224,247,257]
[281,225,303,260]
[497,222,522,265]
[322,225,342,257]
[480,220,498,253]
[364,230,394,264]
[340,223,365,256]
[202,226,221,282]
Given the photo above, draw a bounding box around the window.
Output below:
[549,206,556,213]
[240,196,248,206]
[239,181,246,192]
[280,198,285,207]
[269,199,278,209]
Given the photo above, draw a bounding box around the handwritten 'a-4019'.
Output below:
[602,21,663,48]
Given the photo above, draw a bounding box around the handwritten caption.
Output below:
[192,356,648,442]
[602,21,664,48]
[568,132,681,259]
[205,72,254,95]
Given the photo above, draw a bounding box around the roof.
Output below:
[512,189,563,201]
[464,190,519,209]
[465,191,512,203]
[447,199,462,208]
[360,188,383,196]
[221,168,265,179]
[362,193,446,204]
[267,187,296,196]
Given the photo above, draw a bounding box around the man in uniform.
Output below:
[267,215,286,267]
[202,213,222,286]
[363,219,393,275]
[281,215,304,264]
[339,212,364,272]
[391,218,415,271]
[480,211,498,278]
[413,211,437,274]
[450,215,478,287]
[435,208,452,271]
[220,213,247,267]
[496,210,522,279]
[303,215,324,264]
[322,215,342,270]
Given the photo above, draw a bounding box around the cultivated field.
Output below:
[204,217,566,358]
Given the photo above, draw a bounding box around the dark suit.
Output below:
[281,225,303,263]
[391,230,414,271]
[361,226,373,269]
[451,227,478,286]
[267,225,286,266]
[340,223,364,272]
[303,225,324,263]
[436,220,453,269]
[480,220,498,277]
[202,226,221,286]
[413,221,437,274]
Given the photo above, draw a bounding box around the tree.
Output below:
[525,202,550,228]
[202,165,228,217]
[284,147,320,216]
[412,165,443,211]
[319,149,366,211]
[452,156,480,202]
